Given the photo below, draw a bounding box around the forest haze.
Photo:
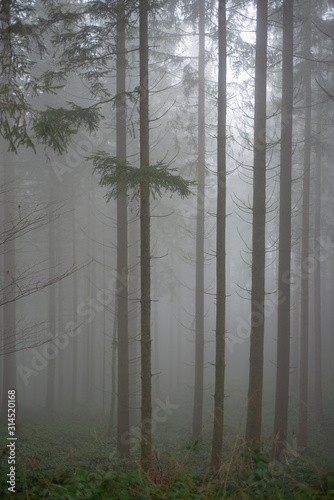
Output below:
[1,0,334,498]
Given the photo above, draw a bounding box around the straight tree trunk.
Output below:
[1,146,17,421]
[116,0,130,456]
[297,0,311,449]
[272,0,294,463]
[139,0,152,470]
[211,0,227,471]
[71,191,78,409]
[45,254,56,415]
[128,215,140,426]
[108,309,117,436]
[102,240,106,414]
[314,105,323,422]
[192,0,206,441]
[245,0,268,446]
[45,176,56,417]
[57,255,64,408]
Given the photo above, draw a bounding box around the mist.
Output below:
[1,0,334,497]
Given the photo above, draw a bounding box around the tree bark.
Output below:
[314,104,323,422]
[1,145,17,421]
[272,0,294,463]
[45,175,56,417]
[297,0,311,450]
[192,0,206,442]
[116,0,130,456]
[139,0,152,471]
[71,189,78,409]
[211,0,226,471]
[245,0,268,446]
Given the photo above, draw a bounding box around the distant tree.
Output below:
[314,102,323,423]
[272,0,294,463]
[245,0,268,446]
[1,146,17,420]
[192,0,206,442]
[45,177,56,416]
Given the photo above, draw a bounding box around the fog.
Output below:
[1,0,334,496]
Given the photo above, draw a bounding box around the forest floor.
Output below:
[1,391,334,499]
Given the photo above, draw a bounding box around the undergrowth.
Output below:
[0,408,334,499]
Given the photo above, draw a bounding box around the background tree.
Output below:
[192,0,206,442]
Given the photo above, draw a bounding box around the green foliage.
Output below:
[90,151,194,201]
[0,409,332,499]
[0,0,103,154]
[33,104,101,154]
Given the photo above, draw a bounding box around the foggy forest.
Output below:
[1,0,334,498]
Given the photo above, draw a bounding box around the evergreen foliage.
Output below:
[91,151,194,201]
[0,0,101,153]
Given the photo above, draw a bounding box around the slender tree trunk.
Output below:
[57,257,64,409]
[314,105,323,422]
[1,146,17,421]
[116,0,130,455]
[153,259,160,398]
[245,0,268,446]
[139,0,152,470]
[71,192,78,409]
[211,0,226,471]
[85,192,91,409]
[192,0,206,441]
[128,215,140,426]
[177,257,182,389]
[102,240,106,414]
[272,0,294,463]
[290,287,300,394]
[297,0,311,449]
[108,309,117,436]
[45,184,56,417]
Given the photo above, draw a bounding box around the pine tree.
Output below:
[211,0,227,471]
[245,0,268,446]
[272,0,294,463]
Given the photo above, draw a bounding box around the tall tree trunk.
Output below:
[102,240,107,414]
[128,215,140,426]
[57,251,64,409]
[245,0,268,446]
[108,309,117,436]
[116,0,130,456]
[153,259,160,398]
[139,0,152,470]
[71,191,78,409]
[1,146,17,421]
[45,179,56,417]
[272,0,294,463]
[314,105,323,422]
[211,0,226,471]
[192,0,206,441]
[297,0,311,449]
